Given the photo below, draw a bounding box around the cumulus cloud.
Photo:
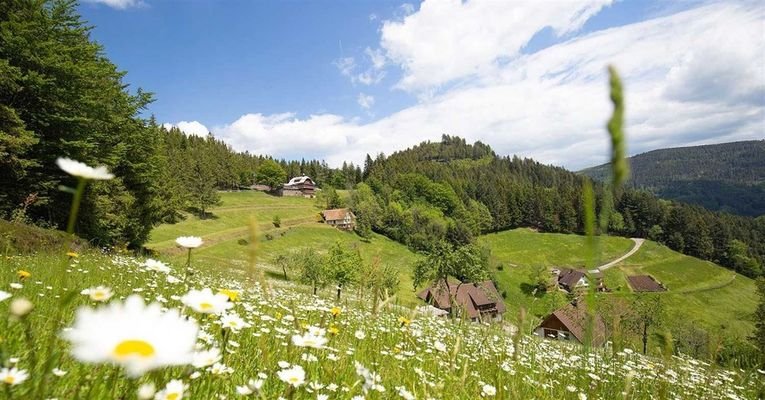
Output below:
[380,0,612,92]
[212,2,763,170]
[162,121,210,137]
[357,93,375,109]
[83,0,143,9]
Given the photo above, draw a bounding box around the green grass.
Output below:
[480,229,634,323]
[480,229,757,340]
[146,191,422,305]
[609,241,757,338]
[146,194,758,341]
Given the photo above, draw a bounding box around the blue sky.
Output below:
[79,0,764,169]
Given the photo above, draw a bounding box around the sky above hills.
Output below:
[79,0,764,170]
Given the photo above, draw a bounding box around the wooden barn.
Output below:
[535,301,606,346]
[321,208,356,231]
[280,176,316,198]
[417,279,506,322]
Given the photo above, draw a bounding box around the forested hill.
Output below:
[355,136,764,278]
[580,140,765,217]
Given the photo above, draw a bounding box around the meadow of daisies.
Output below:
[0,159,764,400]
[1,245,764,400]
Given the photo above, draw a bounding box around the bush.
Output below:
[264,233,274,241]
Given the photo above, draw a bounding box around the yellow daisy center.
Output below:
[113,339,155,359]
[4,376,14,384]
[93,291,105,300]
[289,377,299,383]
[199,302,213,311]
[166,393,180,400]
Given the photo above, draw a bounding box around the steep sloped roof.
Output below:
[417,279,505,319]
[544,302,607,346]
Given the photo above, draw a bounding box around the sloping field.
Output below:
[146,191,421,304]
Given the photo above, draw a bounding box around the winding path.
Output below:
[593,238,645,272]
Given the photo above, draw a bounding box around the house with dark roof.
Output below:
[321,208,356,231]
[556,268,589,292]
[535,301,607,346]
[417,279,506,322]
[280,176,316,197]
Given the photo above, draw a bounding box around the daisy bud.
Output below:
[137,383,155,400]
[10,298,33,318]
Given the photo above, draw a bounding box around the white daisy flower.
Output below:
[181,288,233,315]
[354,330,366,340]
[0,367,29,385]
[219,313,251,332]
[481,384,496,396]
[80,286,113,302]
[277,365,305,387]
[291,332,328,349]
[143,259,171,274]
[52,368,67,377]
[63,295,198,377]
[9,283,22,290]
[0,291,11,302]
[175,236,203,249]
[137,383,156,400]
[154,379,187,400]
[56,157,114,180]
[192,348,221,368]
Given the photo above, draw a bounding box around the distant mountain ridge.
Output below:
[580,140,765,217]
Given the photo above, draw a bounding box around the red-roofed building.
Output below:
[417,279,506,322]
[535,301,607,346]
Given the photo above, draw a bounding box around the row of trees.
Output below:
[351,135,763,277]
[275,242,399,302]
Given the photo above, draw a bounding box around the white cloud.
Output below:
[333,57,356,77]
[380,0,613,92]
[212,3,764,171]
[83,0,143,9]
[357,93,375,109]
[163,121,210,137]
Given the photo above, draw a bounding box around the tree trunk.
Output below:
[313,286,317,295]
[336,285,342,300]
[282,267,287,280]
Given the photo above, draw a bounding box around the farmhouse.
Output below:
[280,176,316,197]
[417,279,506,322]
[555,268,589,292]
[627,275,666,292]
[321,208,356,231]
[535,301,606,346]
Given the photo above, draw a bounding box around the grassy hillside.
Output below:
[605,241,758,338]
[483,229,758,339]
[480,229,635,322]
[146,193,758,339]
[580,140,765,216]
[146,191,422,305]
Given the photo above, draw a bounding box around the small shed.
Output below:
[627,275,666,292]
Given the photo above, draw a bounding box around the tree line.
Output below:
[350,135,764,278]
[0,0,363,248]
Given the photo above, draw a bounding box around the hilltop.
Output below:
[580,140,765,217]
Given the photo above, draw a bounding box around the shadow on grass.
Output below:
[520,282,547,298]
